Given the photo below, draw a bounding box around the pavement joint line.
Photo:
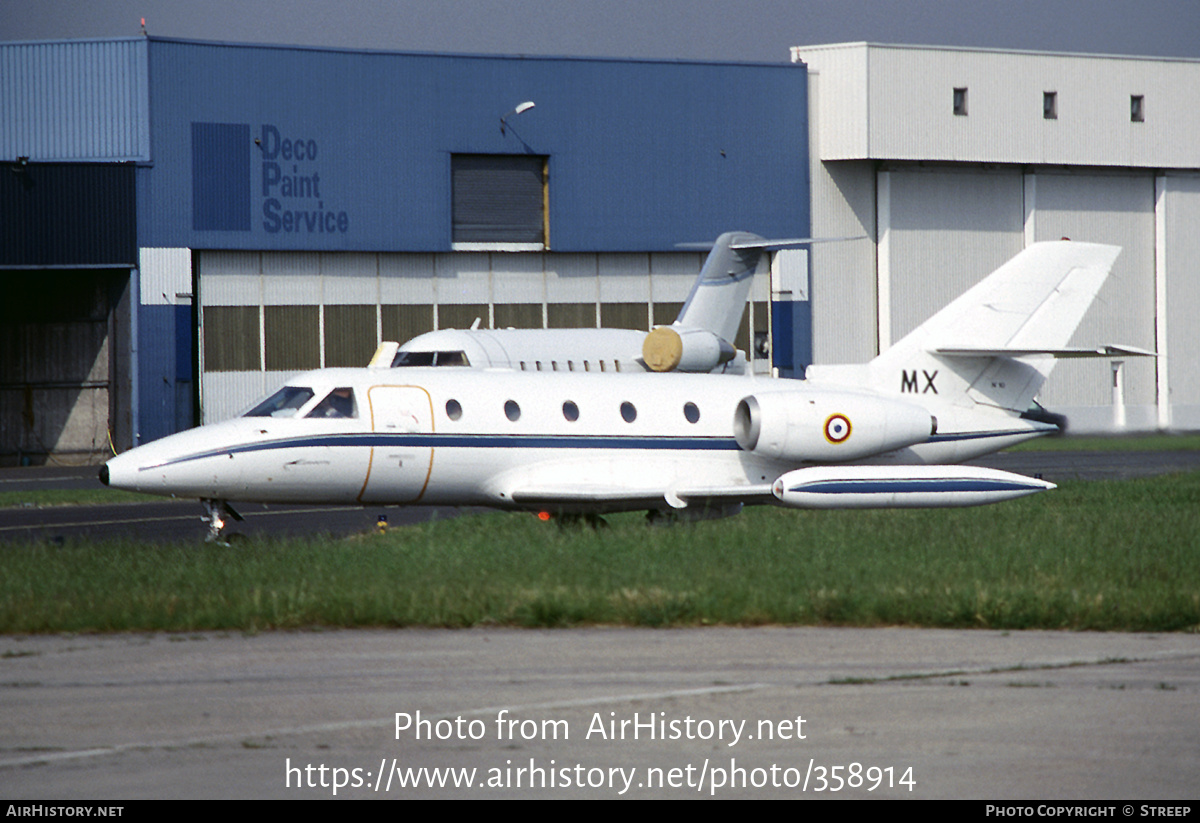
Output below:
[5,647,1198,770]
[820,649,1200,686]
[0,506,365,532]
[0,682,770,769]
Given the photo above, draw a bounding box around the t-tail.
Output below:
[644,231,854,373]
[806,241,1153,457]
[642,231,765,372]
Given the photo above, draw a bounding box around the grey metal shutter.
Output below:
[452,155,545,244]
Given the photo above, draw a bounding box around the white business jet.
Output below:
[378,231,810,375]
[100,241,1150,540]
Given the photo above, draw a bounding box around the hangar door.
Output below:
[1029,171,1157,414]
[0,270,129,464]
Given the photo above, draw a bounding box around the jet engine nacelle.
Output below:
[642,326,735,373]
[733,390,934,462]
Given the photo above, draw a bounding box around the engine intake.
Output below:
[734,389,934,462]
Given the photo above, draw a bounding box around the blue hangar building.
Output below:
[0,37,809,462]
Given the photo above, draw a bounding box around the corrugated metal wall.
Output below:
[139,39,810,252]
[1028,171,1157,421]
[802,51,1194,432]
[0,38,150,162]
[806,72,878,365]
[797,43,1200,169]
[195,249,742,421]
[806,156,1168,430]
[137,248,194,442]
[1162,174,1200,428]
[885,167,1025,342]
[0,163,136,267]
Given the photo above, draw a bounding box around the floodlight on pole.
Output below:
[500,101,536,134]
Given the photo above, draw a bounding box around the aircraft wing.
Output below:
[509,483,775,511]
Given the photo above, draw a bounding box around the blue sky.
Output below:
[4,0,1200,61]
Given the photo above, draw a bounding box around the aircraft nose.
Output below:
[98,464,110,486]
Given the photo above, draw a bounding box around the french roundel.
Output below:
[824,413,852,444]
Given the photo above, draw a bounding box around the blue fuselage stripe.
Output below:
[147,432,742,470]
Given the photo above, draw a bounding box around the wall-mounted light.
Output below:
[500,101,535,134]
[9,156,32,189]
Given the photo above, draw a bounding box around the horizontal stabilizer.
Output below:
[675,231,867,344]
[729,235,867,251]
[675,235,865,251]
[935,344,1156,359]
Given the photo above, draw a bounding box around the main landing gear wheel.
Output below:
[552,512,608,530]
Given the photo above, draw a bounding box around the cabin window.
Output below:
[562,400,579,422]
[1131,94,1145,122]
[307,388,358,419]
[536,361,544,371]
[520,362,527,371]
[244,386,314,418]
[446,399,463,420]
[1043,91,1057,120]
[505,400,521,421]
[683,402,700,424]
[567,361,575,371]
[620,401,637,423]
[953,87,968,116]
[583,361,591,372]
[551,361,559,371]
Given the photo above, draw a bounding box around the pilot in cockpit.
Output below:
[308,387,356,418]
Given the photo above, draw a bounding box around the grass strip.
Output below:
[1010,433,1200,452]
[0,472,1197,634]
[0,488,168,509]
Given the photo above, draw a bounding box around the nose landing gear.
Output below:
[202,499,244,543]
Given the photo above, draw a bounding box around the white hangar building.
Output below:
[793,43,1200,433]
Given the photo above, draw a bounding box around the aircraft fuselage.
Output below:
[101,368,1052,514]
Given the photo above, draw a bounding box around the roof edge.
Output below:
[791,41,1200,65]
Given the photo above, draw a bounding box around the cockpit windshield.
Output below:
[391,350,470,367]
[243,386,315,418]
[306,387,357,419]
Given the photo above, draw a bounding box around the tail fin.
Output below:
[809,241,1143,413]
[674,231,767,343]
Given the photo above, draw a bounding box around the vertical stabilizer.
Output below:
[673,231,766,344]
[808,241,1124,414]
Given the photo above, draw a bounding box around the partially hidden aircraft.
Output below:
[100,240,1152,540]
[379,231,814,375]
